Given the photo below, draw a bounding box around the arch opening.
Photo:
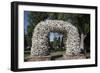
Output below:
[48,32,65,52]
[48,32,66,60]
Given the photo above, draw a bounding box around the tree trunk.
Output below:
[80,33,84,50]
[80,33,87,54]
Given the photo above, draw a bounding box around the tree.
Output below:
[24,33,28,50]
[26,12,48,48]
[59,13,90,54]
[58,13,90,54]
[75,14,90,54]
[53,33,58,50]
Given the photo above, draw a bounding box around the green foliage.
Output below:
[76,14,90,35]
[25,12,49,49]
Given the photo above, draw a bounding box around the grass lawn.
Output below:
[24,50,66,61]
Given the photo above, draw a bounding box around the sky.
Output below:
[24,11,63,41]
[49,32,63,41]
[24,11,29,33]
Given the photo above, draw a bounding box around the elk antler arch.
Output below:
[31,20,80,56]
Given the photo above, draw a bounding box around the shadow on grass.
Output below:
[51,55,63,60]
